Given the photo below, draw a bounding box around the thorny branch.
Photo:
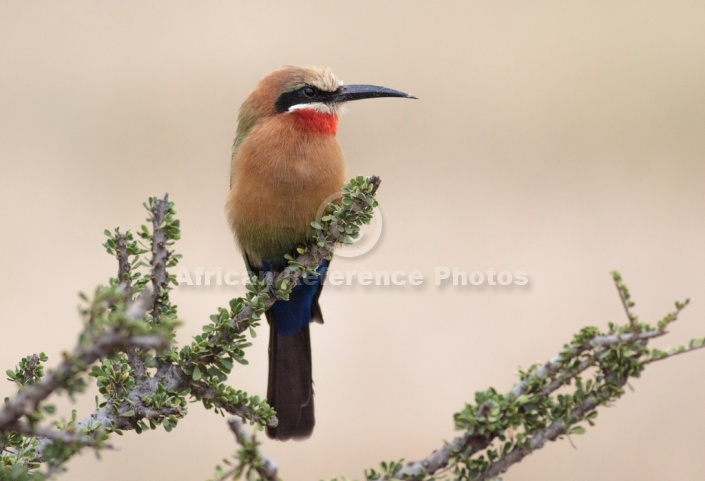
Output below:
[2,178,385,479]
[3,178,703,481]
[378,273,703,481]
[0,330,165,431]
[475,385,613,481]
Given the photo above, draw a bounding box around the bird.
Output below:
[226,66,415,440]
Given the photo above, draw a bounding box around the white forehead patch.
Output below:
[307,66,344,92]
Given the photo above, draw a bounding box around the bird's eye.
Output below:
[302,86,317,98]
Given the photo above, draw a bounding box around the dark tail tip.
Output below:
[267,321,315,441]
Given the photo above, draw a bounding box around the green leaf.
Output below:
[569,425,586,435]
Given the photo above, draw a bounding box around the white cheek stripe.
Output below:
[288,102,339,114]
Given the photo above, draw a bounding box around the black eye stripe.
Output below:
[275,85,336,113]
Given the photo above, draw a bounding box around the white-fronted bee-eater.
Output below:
[226,66,415,440]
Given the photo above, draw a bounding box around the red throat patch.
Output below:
[292,109,338,135]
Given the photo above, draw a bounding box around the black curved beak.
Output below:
[333,84,417,103]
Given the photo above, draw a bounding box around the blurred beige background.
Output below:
[1,2,704,480]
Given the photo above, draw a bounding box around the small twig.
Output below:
[392,432,491,480]
[150,194,169,324]
[511,329,664,400]
[369,175,381,195]
[19,354,41,386]
[0,331,166,430]
[590,330,663,346]
[115,231,132,288]
[9,421,114,450]
[216,418,277,481]
[476,381,626,481]
[125,289,153,321]
[612,271,639,331]
[644,339,705,365]
[115,232,148,380]
[189,381,273,427]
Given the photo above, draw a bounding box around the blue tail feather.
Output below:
[263,260,329,336]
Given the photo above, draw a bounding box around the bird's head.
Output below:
[235,66,415,140]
